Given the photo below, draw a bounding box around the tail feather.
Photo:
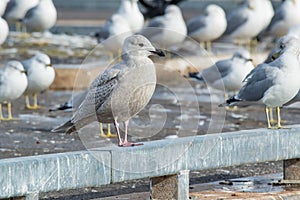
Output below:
[219,96,241,107]
[51,120,76,134]
[49,102,73,112]
[189,72,203,81]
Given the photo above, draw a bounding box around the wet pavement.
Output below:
[1,1,300,198]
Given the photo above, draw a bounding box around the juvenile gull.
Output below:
[52,35,165,147]
[0,17,9,45]
[23,0,57,32]
[3,0,39,30]
[223,37,300,129]
[140,4,187,49]
[190,49,254,95]
[117,0,144,33]
[187,4,227,50]
[0,61,27,120]
[261,0,300,38]
[22,52,55,109]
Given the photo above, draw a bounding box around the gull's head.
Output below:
[165,5,182,16]
[122,35,165,58]
[205,4,226,17]
[274,36,300,58]
[6,60,26,74]
[232,49,253,63]
[34,52,52,67]
[247,0,260,10]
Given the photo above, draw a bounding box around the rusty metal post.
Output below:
[150,170,189,200]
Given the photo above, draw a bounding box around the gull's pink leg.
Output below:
[113,119,123,146]
[119,120,143,147]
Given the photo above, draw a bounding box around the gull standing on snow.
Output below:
[117,0,144,33]
[0,61,27,120]
[3,0,39,31]
[52,35,165,147]
[23,0,57,32]
[140,4,187,49]
[222,37,300,129]
[22,52,55,109]
[189,49,254,95]
[187,4,227,51]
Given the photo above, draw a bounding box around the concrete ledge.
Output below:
[2,126,300,198]
[111,126,300,182]
[0,151,111,198]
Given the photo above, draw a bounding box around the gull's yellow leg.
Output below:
[276,106,282,128]
[32,93,41,109]
[269,108,276,124]
[199,42,205,50]
[7,102,13,120]
[106,124,116,138]
[206,41,212,52]
[100,123,116,138]
[100,123,107,138]
[265,107,273,129]
[3,102,17,121]
[276,106,289,129]
[26,94,41,109]
[0,103,5,120]
[25,95,31,109]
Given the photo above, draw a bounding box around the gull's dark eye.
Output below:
[280,44,285,49]
[138,43,144,47]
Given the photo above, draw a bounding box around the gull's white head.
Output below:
[276,36,300,55]
[34,52,52,67]
[206,4,226,17]
[165,5,182,16]
[247,0,261,10]
[5,60,26,73]
[122,35,165,58]
[232,49,252,63]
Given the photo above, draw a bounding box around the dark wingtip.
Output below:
[49,103,72,112]
[189,72,203,81]
[219,96,241,107]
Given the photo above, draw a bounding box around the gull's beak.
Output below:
[150,49,165,57]
[22,70,27,75]
[271,51,281,61]
[47,63,53,67]
[246,58,253,62]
